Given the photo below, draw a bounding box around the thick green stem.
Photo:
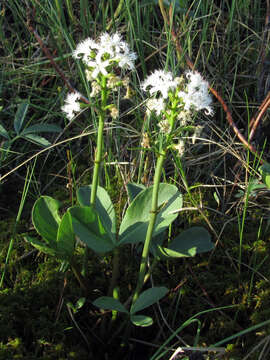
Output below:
[132,150,166,304]
[90,113,105,205]
[91,76,108,205]
[82,76,108,277]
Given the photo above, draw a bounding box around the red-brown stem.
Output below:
[249,91,270,141]
[209,87,258,156]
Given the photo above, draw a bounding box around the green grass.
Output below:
[1,0,270,359]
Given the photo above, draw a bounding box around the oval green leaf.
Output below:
[156,245,196,258]
[57,211,75,260]
[93,296,128,314]
[68,206,115,254]
[32,196,61,247]
[130,314,153,327]
[77,186,116,243]
[130,286,168,315]
[119,183,182,245]
[167,227,214,257]
[126,182,146,202]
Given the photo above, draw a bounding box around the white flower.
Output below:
[61,91,82,120]
[72,32,137,79]
[142,70,178,99]
[99,33,137,70]
[99,32,124,57]
[88,52,111,79]
[178,71,213,115]
[146,97,165,116]
[73,38,99,64]
[116,50,137,70]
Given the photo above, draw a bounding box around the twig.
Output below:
[249,90,270,141]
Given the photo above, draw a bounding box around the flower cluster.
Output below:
[142,69,213,133]
[142,69,213,120]
[178,71,213,116]
[62,32,137,121]
[141,69,213,155]
[142,70,180,119]
[61,31,213,145]
[142,70,178,99]
[73,32,137,80]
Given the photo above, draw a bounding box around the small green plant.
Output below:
[66,297,86,314]
[24,32,214,327]
[0,102,62,163]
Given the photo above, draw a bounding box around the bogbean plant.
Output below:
[25,32,214,327]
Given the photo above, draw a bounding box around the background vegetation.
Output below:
[1,0,270,359]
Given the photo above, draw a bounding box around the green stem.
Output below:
[90,115,105,205]
[91,76,108,205]
[132,150,166,304]
[82,76,108,277]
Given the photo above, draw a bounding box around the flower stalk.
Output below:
[61,32,137,278]
[90,76,108,205]
[82,78,108,276]
[132,149,166,304]
[133,68,213,305]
